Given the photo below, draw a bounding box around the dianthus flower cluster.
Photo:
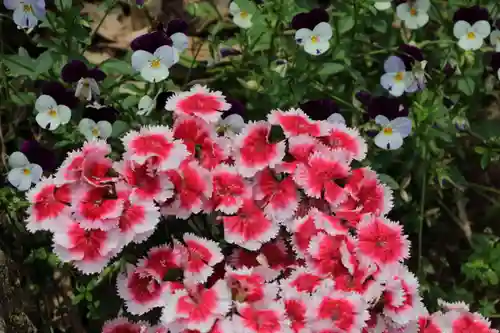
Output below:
[24,85,496,333]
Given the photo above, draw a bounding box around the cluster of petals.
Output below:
[20,85,496,333]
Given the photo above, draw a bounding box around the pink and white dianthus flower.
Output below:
[24,176,73,232]
[102,317,150,333]
[165,84,231,123]
[221,198,280,251]
[116,264,168,315]
[122,125,189,172]
[210,164,251,214]
[175,233,224,285]
[319,123,367,161]
[52,220,120,274]
[161,160,213,219]
[233,121,286,177]
[356,216,410,267]
[268,108,328,138]
[294,149,351,206]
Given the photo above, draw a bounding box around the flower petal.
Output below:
[36,112,54,130]
[384,56,405,73]
[140,64,169,83]
[131,50,154,71]
[13,8,38,29]
[229,1,240,15]
[295,28,313,45]
[374,132,404,150]
[155,45,179,68]
[57,105,72,124]
[374,115,390,126]
[8,168,32,191]
[79,118,96,137]
[389,117,412,138]
[326,113,346,124]
[374,1,391,10]
[35,95,57,112]
[472,20,491,38]
[458,35,483,50]
[28,163,43,182]
[170,32,188,52]
[233,14,253,29]
[8,151,29,168]
[97,121,112,139]
[313,22,332,40]
[304,39,329,55]
[416,0,430,11]
[396,3,410,20]
[453,20,471,39]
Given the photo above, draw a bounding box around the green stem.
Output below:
[417,161,427,276]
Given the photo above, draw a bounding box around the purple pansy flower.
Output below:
[20,139,57,172]
[299,98,340,121]
[40,81,79,109]
[220,47,242,58]
[292,8,332,56]
[82,102,119,123]
[397,44,427,91]
[3,0,45,29]
[61,60,105,101]
[380,56,414,96]
[131,19,188,54]
[453,6,491,50]
[356,91,409,121]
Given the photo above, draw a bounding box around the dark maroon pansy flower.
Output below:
[220,47,242,58]
[299,98,339,121]
[21,140,58,172]
[40,81,79,109]
[82,104,119,123]
[397,44,424,70]
[135,0,144,6]
[291,8,329,30]
[61,60,106,83]
[222,97,246,119]
[356,91,409,120]
[131,19,188,53]
[443,61,458,78]
[491,52,500,72]
[155,91,175,110]
[453,5,490,25]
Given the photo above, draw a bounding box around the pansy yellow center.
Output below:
[394,72,404,81]
[383,127,393,135]
[23,4,33,12]
[150,59,161,69]
[240,11,249,18]
[311,35,319,43]
[23,168,31,175]
[467,31,476,39]
[409,7,417,16]
[91,127,99,137]
[48,109,57,117]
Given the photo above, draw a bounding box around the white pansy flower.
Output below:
[137,95,155,116]
[219,114,246,134]
[78,118,112,141]
[131,45,179,83]
[326,113,346,124]
[453,20,491,51]
[396,0,430,30]
[75,77,100,101]
[489,30,500,51]
[380,56,413,97]
[295,22,333,55]
[170,32,189,53]
[374,0,391,10]
[34,95,71,130]
[4,0,44,30]
[7,151,42,191]
[374,115,412,150]
[229,2,253,29]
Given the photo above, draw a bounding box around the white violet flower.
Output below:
[131,45,179,83]
[34,95,71,131]
[453,20,491,51]
[396,0,430,30]
[374,115,412,150]
[295,22,333,56]
[229,2,253,29]
[78,118,112,141]
[7,151,42,191]
[380,56,413,97]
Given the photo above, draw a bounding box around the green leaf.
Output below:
[111,120,129,138]
[457,77,475,96]
[185,1,219,19]
[35,50,54,76]
[318,62,345,76]
[72,294,84,305]
[372,20,387,33]
[85,292,93,302]
[471,120,500,140]
[55,0,72,11]
[11,92,36,106]
[378,174,400,190]
[2,54,36,77]
[338,16,355,34]
[99,58,134,76]
[233,0,258,14]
